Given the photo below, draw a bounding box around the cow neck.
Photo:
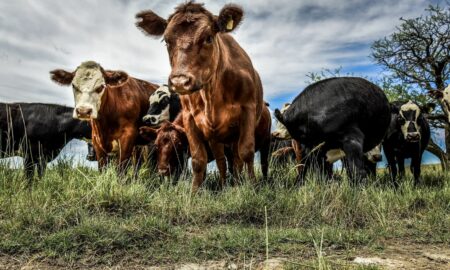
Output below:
[199,36,222,130]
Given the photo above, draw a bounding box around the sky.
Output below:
[0,0,446,166]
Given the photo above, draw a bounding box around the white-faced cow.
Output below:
[136,2,265,191]
[383,101,431,187]
[50,61,158,175]
[0,103,91,182]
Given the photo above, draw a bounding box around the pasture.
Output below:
[0,159,448,269]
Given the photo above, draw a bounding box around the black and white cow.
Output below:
[383,101,431,187]
[274,77,391,183]
[0,103,91,181]
[429,85,450,122]
[142,85,181,126]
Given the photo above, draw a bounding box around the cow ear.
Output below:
[428,90,444,99]
[216,4,244,33]
[50,69,74,86]
[104,71,128,86]
[421,103,436,114]
[135,10,167,37]
[139,127,158,141]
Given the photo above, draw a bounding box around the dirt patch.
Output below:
[351,241,450,269]
[1,242,449,269]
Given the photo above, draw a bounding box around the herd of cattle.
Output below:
[1,2,448,191]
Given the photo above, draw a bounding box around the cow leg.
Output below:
[232,143,244,184]
[224,147,234,178]
[384,147,398,187]
[292,140,303,175]
[36,158,47,179]
[238,107,256,181]
[117,134,137,179]
[131,147,143,180]
[411,154,422,186]
[209,141,227,189]
[342,135,366,184]
[260,139,270,181]
[94,143,108,172]
[295,146,311,185]
[23,154,35,185]
[184,117,208,193]
[397,155,405,179]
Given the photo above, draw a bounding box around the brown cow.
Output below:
[140,104,272,184]
[136,2,264,191]
[50,61,158,175]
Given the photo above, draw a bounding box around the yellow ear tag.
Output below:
[226,19,234,30]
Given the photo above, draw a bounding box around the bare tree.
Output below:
[371,4,450,169]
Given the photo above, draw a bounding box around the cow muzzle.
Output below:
[370,154,382,163]
[158,167,170,176]
[406,132,420,142]
[75,106,93,120]
[169,74,200,94]
[143,115,159,126]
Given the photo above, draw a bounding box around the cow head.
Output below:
[143,85,172,126]
[429,86,450,122]
[272,103,292,139]
[365,144,382,163]
[395,101,424,142]
[139,122,188,176]
[50,61,128,120]
[136,2,244,94]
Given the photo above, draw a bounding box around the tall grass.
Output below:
[0,158,448,266]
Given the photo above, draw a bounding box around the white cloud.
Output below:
[0,0,438,105]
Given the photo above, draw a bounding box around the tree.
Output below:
[371,4,450,169]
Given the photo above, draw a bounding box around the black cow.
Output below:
[274,77,390,183]
[0,103,91,181]
[383,101,431,187]
[142,85,181,126]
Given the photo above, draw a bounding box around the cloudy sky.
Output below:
[0,0,445,165]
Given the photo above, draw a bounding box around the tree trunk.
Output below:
[427,138,448,171]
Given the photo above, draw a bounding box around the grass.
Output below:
[0,158,449,268]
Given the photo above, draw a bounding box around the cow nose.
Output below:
[373,154,382,162]
[406,132,420,141]
[158,167,169,176]
[150,117,157,124]
[76,107,92,118]
[169,74,192,91]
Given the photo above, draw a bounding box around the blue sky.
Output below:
[0,0,446,166]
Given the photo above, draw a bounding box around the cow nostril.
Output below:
[76,107,92,117]
[170,75,192,89]
[150,117,157,123]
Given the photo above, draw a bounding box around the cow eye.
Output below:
[95,85,105,94]
[72,84,80,92]
[397,116,406,125]
[204,35,213,45]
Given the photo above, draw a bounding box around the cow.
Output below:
[272,103,383,177]
[136,2,265,191]
[142,85,181,126]
[50,61,158,175]
[140,104,272,184]
[429,85,450,122]
[0,103,91,182]
[274,77,391,184]
[383,100,431,187]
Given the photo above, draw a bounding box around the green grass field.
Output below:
[0,160,449,269]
